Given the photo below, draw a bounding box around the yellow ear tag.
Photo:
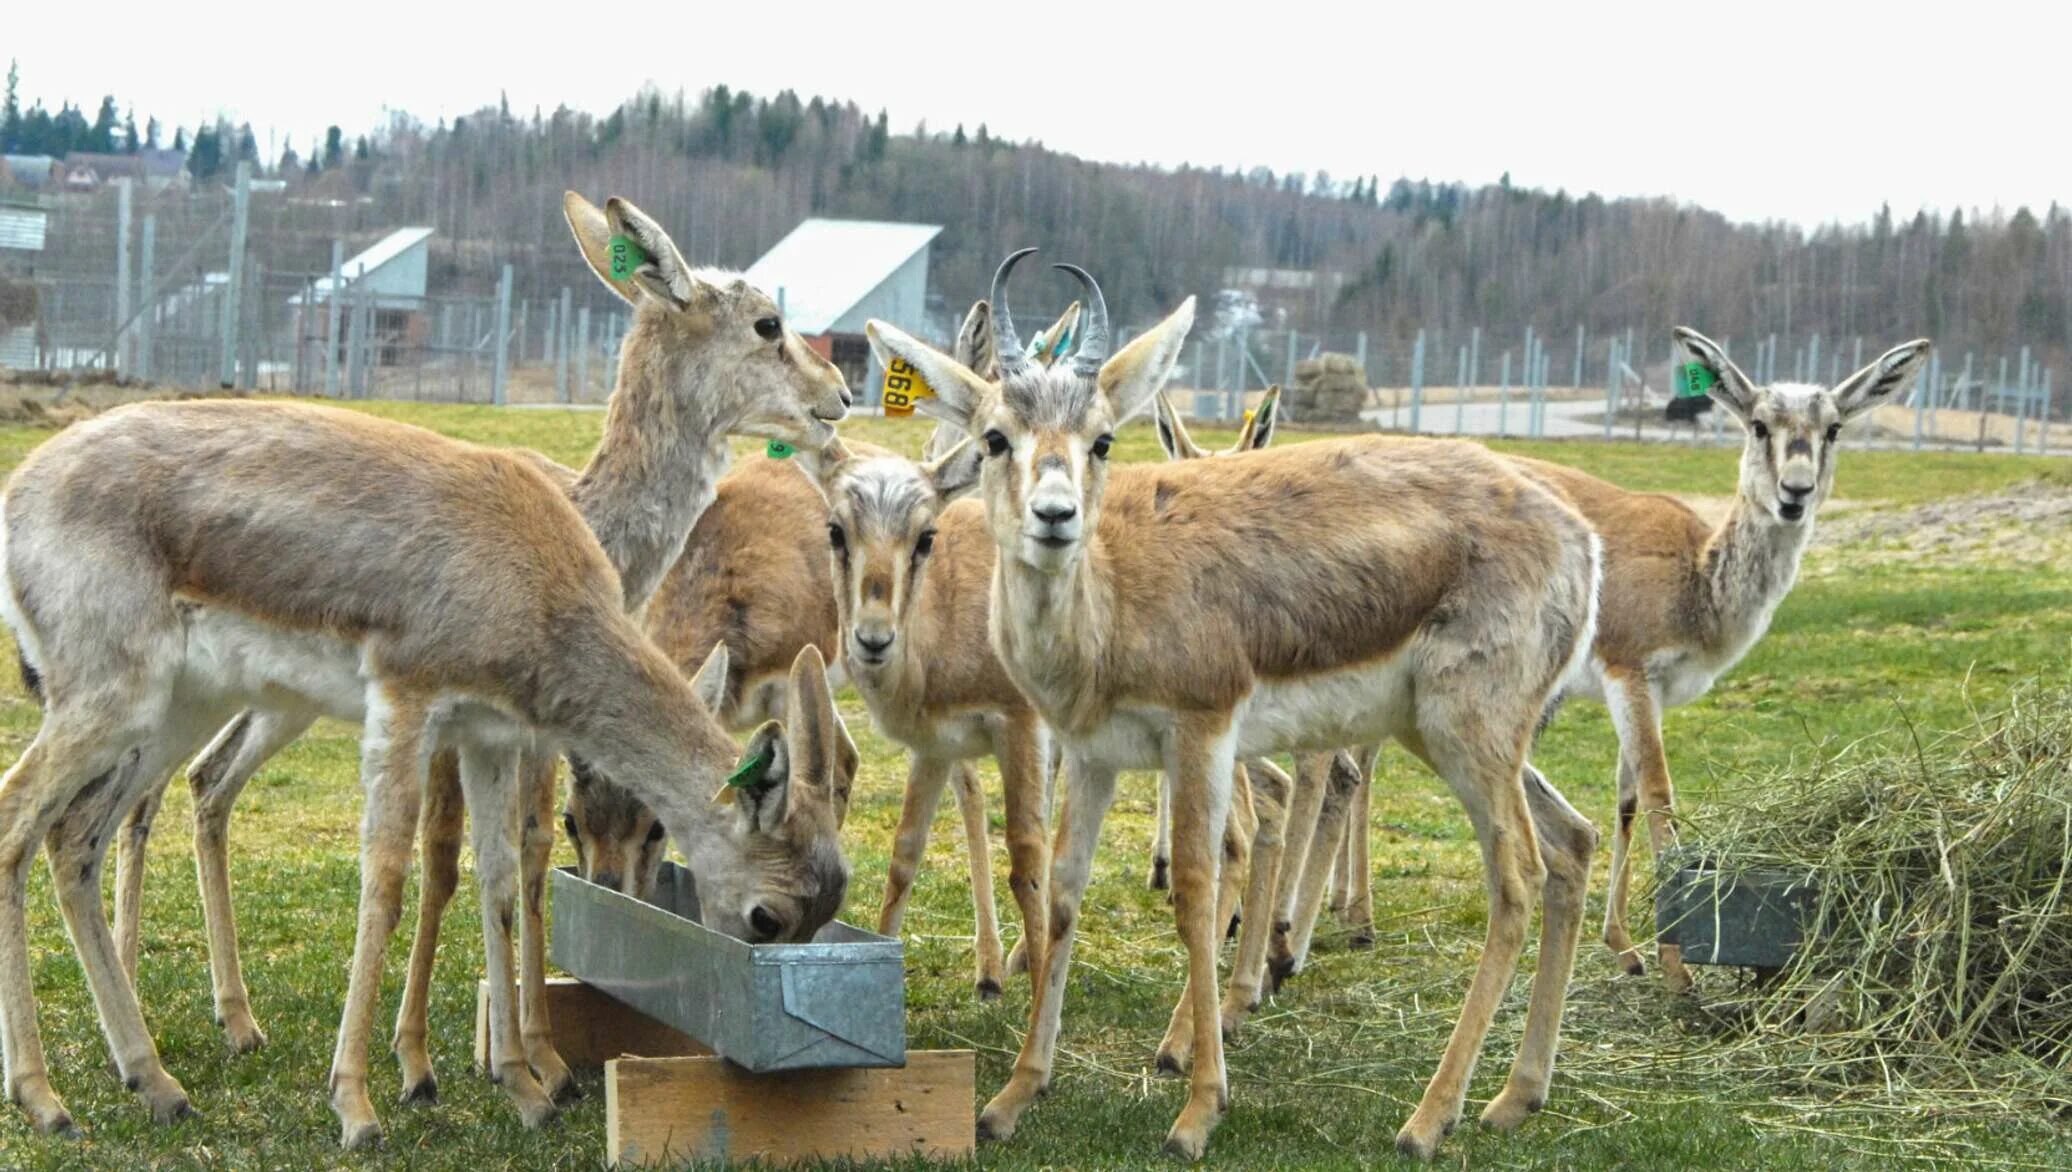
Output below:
[1243,409,1256,424]
[880,356,934,417]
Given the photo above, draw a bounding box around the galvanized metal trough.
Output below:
[551,862,906,1072]
[1656,857,1819,970]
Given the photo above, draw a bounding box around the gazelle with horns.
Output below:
[0,194,855,1146]
[867,251,1603,1159]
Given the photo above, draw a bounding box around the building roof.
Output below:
[290,226,434,305]
[743,218,942,335]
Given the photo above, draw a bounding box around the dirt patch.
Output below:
[0,373,240,428]
[1813,483,2072,569]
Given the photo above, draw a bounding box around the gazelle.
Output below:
[2,193,853,1146]
[868,251,1602,1160]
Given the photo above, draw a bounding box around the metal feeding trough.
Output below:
[1655,857,1819,969]
[551,862,905,1071]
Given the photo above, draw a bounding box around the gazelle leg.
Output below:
[1327,793,1351,915]
[1393,724,1544,1160]
[392,747,463,1105]
[997,716,1049,982]
[516,750,573,1101]
[1158,716,1236,1160]
[1148,770,1172,891]
[1343,748,1377,947]
[1220,758,1290,1038]
[329,691,427,1150]
[191,708,316,1053]
[1157,758,1252,1072]
[113,778,169,986]
[456,742,556,1130]
[877,754,952,939]
[950,760,1006,999]
[1483,764,1596,1131]
[976,752,1114,1144]
[1283,753,1362,978]
[1601,751,1643,974]
[1266,752,1335,989]
[1602,671,1687,987]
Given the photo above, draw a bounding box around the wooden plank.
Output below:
[606,1051,975,1167]
[475,978,708,1071]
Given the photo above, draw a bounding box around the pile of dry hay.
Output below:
[1658,680,2072,1116]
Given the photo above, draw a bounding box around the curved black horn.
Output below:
[1050,263,1110,375]
[990,248,1037,376]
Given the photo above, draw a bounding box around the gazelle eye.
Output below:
[983,430,1009,457]
[1825,424,1842,443]
[1751,421,1770,441]
[914,530,936,557]
[644,821,666,845]
[754,316,782,341]
[827,524,846,552]
[1090,433,1114,460]
[749,906,785,941]
[561,813,579,842]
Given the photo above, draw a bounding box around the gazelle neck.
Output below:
[571,341,734,609]
[1700,490,1813,648]
[990,534,1114,734]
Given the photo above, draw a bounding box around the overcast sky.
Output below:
[7,1,2060,227]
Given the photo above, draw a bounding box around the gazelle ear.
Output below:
[1673,326,1759,423]
[783,645,843,822]
[1234,385,1282,452]
[1833,338,1932,420]
[603,196,712,311]
[1098,296,1196,426]
[563,192,636,308]
[1033,300,1082,367]
[951,300,998,377]
[865,320,992,434]
[925,437,984,501]
[790,437,854,502]
[722,721,791,834]
[1153,391,1207,461]
[688,641,730,714]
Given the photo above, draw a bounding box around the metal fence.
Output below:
[6,164,2064,455]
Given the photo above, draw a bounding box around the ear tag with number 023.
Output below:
[880,356,934,417]
[1674,362,1717,399]
[607,234,649,282]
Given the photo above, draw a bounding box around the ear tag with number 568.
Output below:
[880,356,935,417]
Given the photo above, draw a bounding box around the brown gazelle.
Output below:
[868,251,1603,1160]
[4,193,853,1146]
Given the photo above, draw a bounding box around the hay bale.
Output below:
[1662,681,2072,1112]
[1287,350,1369,424]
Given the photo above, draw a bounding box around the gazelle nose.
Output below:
[592,870,623,893]
[1032,500,1077,524]
[838,384,854,408]
[855,630,894,655]
[1781,481,1814,500]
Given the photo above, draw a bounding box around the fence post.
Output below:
[556,287,573,403]
[1467,326,1481,404]
[1497,350,1512,438]
[322,240,343,396]
[544,299,559,367]
[1572,325,1584,390]
[576,305,592,402]
[135,213,156,382]
[1453,345,1469,435]
[1603,336,1621,441]
[1354,330,1368,388]
[237,258,261,391]
[1284,330,1298,389]
[114,177,132,375]
[492,264,514,406]
[1408,328,1426,433]
[218,161,252,387]
[2040,369,2053,456]
[1227,329,1247,421]
[2017,345,2033,454]
[357,286,375,398]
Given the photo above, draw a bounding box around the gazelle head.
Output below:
[1153,384,1281,461]
[564,192,851,446]
[867,251,1195,574]
[566,643,857,944]
[1676,327,1931,526]
[798,438,985,679]
[923,298,1083,461]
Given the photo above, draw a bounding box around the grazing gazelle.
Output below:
[868,251,1603,1160]
[1,193,852,1146]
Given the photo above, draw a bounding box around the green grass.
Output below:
[0,403,2067,1169]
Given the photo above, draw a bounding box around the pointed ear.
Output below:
[866,319,991,434]
[720,721,791,835]
[602,195,711,311]
[1673,326,1758,423]
[688,640,730,714]
[1234,385,1281,452]
[1099,296,1196,426]
[1033,301,1082,367]
[563,192,638,308]
[1833,338,1932,420]
[951,300,998,377]
[783,645,842,823]
[1153,391,1207,461]
[790,437,854,503]
[925,438,984,501]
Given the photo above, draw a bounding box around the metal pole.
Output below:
[237,258,260,391]
[2017,346,2032,454]
[492,264,513,406]
[1284,330,1298,390]
[218,161,252,387]
[1467,326,1481,406]
[516,299,530,365]
[1409,328,1426,433]
[556,287,573,403]
[1497,350,1511,438]
[543,299,559,367]
[1453,345,1469,435]
[135,214,156,382]
[576,304,592,402]
[1354,331,1368,389]
[1852,336,1863,375]
[1572,324,1584,391]
[114,178,132,375]
[1603,337,1620,441]
[356,287,374,398]
[323,240,344,395]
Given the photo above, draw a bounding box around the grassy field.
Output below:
[0,401,2067,1169]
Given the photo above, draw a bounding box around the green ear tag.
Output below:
[725,749,771,790]
[607,234,650,281]
[766,440,796,460]
[1674,362,1717,398]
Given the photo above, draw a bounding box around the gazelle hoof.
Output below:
[1148,859,1170,891]
[1348,931,1375,950]
[976,978,1003,1002]
[399,1076,438,1106]
[1154,1052,1186,1077]
[1479,1085,1545,1132]
[340,1119,384,1151]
